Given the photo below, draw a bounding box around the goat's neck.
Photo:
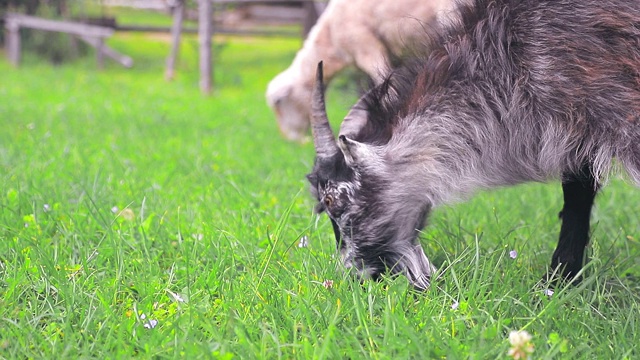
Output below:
[386,108,547,207]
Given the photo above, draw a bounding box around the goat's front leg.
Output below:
[550,165,599,281]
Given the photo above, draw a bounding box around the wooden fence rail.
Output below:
[165,0,324,93]
[4,13,133,68]
[4,1,323,93]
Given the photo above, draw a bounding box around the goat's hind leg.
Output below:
[549,164,599,282]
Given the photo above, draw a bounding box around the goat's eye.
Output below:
[324,195,334,208]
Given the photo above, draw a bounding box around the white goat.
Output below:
[266,0,456,141]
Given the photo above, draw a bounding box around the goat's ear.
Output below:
[306,173,317,185]
[338,135,377,166]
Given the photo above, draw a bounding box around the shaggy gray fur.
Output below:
[307,0,640,289]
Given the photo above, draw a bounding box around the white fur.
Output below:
[266,0,457,141]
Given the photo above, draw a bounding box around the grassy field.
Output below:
[1,28,640,359]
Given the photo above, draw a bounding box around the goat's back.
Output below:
[372,0,640,185]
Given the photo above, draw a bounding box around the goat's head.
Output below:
[306,62,436,290]
[266,68,312,142]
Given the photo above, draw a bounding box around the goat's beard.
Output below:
[397,242,436,290]
[337,229,436,290]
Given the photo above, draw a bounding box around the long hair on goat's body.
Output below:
[353,0,640,205]
[307,0,640,290]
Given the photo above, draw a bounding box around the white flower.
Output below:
[139,313,158,329]
[143,319,158,329]
[509,330,532,345]
[43,204,51,212]
[544,288,555,297]
[298,236,309,248]
[192,233,204,241]
[509,250,518,259]
[508,330,534,359]
[451,301,459,310]
[111,206,119,214]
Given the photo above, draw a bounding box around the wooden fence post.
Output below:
[165,0,184,80]
[6,20,21,66]
[199,0,213,94]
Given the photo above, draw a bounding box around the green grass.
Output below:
[1,30,640,359]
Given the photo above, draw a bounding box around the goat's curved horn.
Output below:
[311,61,340,159]
[339,92,370,138]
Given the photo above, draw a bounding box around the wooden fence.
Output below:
[4,1,324,93]
[4,13,133,68]
[166,0,324,93]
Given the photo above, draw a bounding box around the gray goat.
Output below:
[306,0,640,289]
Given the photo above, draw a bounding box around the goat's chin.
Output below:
[400,243,436,291]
